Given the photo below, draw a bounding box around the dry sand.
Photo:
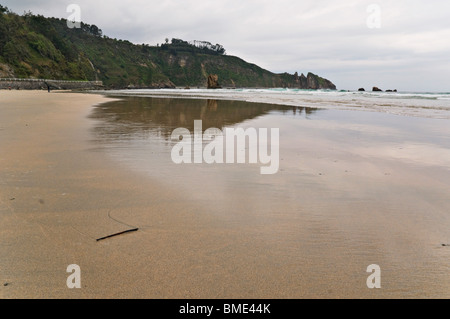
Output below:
[0,90,449,299]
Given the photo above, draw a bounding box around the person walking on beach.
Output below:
[45,82,51,93]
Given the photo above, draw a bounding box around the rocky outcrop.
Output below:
[372,87,383,92]
[0,63,15,78]
[293,72,308,88]
[126,80,176,89]
[358,88,365,91]
[281,72,335,90]
[306,72,336,90]
[299,73,308,88]
[207,74,221,89]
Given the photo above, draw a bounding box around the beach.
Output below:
[1,90,449,299]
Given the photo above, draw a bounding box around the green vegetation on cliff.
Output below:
[0,6,336,89]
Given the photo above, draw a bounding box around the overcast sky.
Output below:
[2,0,450,91]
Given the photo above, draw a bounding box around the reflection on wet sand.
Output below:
[88,96,450,298]
[89,97,318,140]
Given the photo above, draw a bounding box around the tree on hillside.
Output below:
[89,24,102,37]
[0,5,9,14]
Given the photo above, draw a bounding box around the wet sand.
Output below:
[1,91,449,299]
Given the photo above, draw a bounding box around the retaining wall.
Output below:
[0,78,103,90]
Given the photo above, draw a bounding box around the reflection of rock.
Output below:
[358,88,365,92]
[207,99,218,111]
[207,74,221,89]
[90,97,319,140]
[179,112,186,125]
[372,87,383,92]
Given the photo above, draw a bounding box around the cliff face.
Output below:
[159,52,336,89]
[306,72,336,90]
[0,9,336,90]
[285,72,336,90]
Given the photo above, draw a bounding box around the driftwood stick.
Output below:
[96,228,139,242]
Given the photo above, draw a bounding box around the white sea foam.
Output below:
[97,88,450,119]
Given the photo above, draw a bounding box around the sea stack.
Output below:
[207,74,221,89]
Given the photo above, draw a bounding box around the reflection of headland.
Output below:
[89,96,319,141]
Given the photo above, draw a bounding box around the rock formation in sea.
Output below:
[305,73,336,90]
[293,72,308,88]
[207,74,221,89]
[299,73,308,88]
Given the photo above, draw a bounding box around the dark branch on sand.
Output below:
[96,228,139,242]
